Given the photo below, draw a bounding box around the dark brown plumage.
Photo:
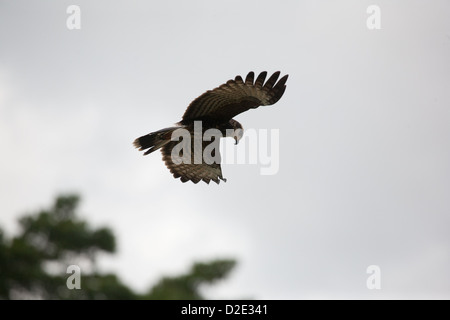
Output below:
[133,71,288,184]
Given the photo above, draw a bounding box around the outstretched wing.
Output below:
[181,71,288,123]
[160,132,226,184]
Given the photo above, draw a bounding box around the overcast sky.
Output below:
[1,0,450,299]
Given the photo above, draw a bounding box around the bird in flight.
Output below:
[133,71,288,184]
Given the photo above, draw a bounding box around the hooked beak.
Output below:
[234,137,238,145]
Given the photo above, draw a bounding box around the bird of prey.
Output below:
[133,71,288,184]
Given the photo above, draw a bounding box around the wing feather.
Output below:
[254,71,267,89]
[181,71,288,123]
[245,71,255,85]
[160,133,226,184]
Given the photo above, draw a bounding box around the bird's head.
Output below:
[228,119,244,145]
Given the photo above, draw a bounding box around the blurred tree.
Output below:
[0,194,237,300]
[145,259,237,300]
[0,194,134,299]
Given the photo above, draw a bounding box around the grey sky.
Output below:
[1,0,449,299]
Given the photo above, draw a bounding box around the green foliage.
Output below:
[145,259,236,300]
[0,194,237,300]
[18,194,115,257]
[0,194,127,299]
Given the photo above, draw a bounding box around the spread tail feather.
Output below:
[133,127,179,155]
